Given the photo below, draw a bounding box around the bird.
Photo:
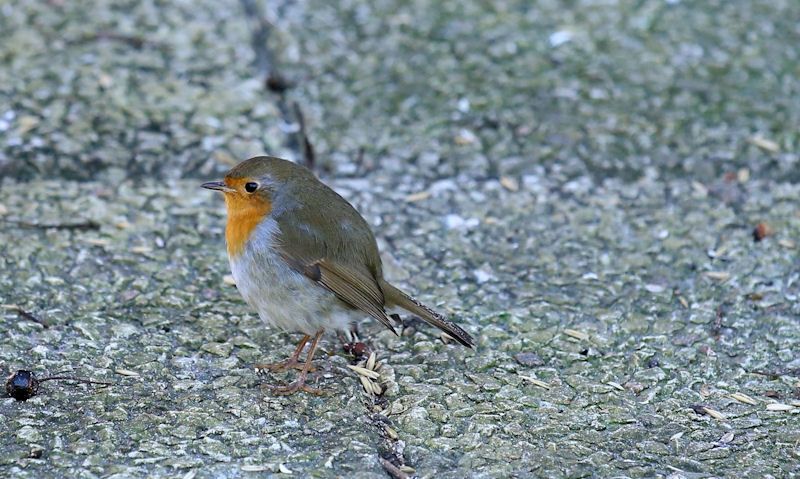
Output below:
[202,156,474,394]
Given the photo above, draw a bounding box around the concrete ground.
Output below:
[1,1,799,478]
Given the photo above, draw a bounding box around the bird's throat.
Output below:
[224,195,272,258]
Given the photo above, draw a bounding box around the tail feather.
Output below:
[380,280,474,348]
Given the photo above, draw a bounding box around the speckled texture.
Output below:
[2,0,800,478]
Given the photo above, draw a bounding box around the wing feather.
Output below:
[275,215,397,335]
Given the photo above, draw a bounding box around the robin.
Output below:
[202,156,474,394]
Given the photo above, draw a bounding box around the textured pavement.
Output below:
[2,1,799,478]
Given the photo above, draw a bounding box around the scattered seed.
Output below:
[85,238,110,247]
[223,275,236,286]
[737,168,750,183]
[678,296,689,308]
[702,406,726,420]
[114,368,140,377]
[778,239,796,249]
[766,403,794,412]
[399,466,416,474]
[385,426,398,440]
[347,365,381,380]
[730,392,758,405]
[405,191,432,202]
[359,375,373,394]
[371,381,383,395]
[563,329,589,341]
[366,352,377,371]
[440,332,454,344]
[241,465,270,472]
[670,432,683,441]
[704,271,731,281]
[748,135,780,153]
[519,375,550,389]
[607,382,625,392]
[131,246,152,254]
[278,463,292,474]
[719,432,735,444]
[500,176,519,192]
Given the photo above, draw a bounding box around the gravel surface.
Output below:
[2,1,799,478]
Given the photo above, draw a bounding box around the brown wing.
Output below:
[275,210,397,336]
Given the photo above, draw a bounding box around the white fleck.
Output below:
[656,229,669,239]
[430,179,457,194]
[457,98,470,112]
[32,345,49,357]
[644,284,665,294]
[474,267,495,284]
[581,272,598,280]
[455,128,478,145]
[549,30,573,47]
[445,214,465,229]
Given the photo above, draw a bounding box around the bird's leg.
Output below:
[265,329,325,395]
[254,334,316,373]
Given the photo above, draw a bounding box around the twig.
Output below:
[73,31,165,50]
[379,458,410,479]
[293,101,315,170]
[2,219,100,231]
[16,307,49,329]
[39,376,113,387]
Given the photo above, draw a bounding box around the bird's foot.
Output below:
[262,376,325,396]
[254,358,316,374]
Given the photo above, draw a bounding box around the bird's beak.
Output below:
[201,181,234,193]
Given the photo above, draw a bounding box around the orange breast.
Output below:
[224,192,272,257]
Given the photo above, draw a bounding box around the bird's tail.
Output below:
[380,280,474,348]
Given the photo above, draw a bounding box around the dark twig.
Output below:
[2,219,100,231]
[379,458,411,479]
[15,307,49,329]
[712,305,724,339]
[293,101,315,170]
[240,0,316,170]
[73,31,165,50]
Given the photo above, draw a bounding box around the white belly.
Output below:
[228,218,354,335]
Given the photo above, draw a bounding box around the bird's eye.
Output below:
[244,182,259,193]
